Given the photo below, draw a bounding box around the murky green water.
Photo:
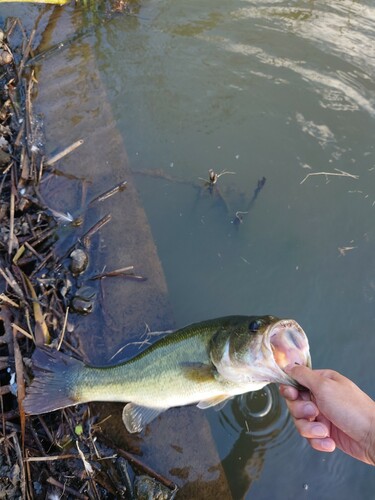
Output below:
[2,1,375,497]
[94,1,375,497]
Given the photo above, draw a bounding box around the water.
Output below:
[2,1,375,498]
[94,1,375,497]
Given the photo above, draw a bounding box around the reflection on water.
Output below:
[215,385,294,498]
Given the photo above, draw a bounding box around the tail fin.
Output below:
[23,348,83,415]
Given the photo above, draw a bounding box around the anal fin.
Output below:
[122,403,167,433]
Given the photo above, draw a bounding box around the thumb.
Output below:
[285,364,319,392]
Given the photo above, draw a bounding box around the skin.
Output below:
[279,365,375,466]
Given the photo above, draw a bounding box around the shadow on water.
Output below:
[1,0,375,498]
[214,385,294,498]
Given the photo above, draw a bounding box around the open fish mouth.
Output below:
[267,319,311,387]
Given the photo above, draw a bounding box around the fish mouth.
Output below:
[266,319,311,387]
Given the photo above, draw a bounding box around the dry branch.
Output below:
[300,168,359,184]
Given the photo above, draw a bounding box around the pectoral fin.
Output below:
[122,403,166,433]
[197,394,230,410]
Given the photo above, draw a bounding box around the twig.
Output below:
[300,168,359,184]
[11,323,34,340]
[28,226,56,248]
[30,249,54,277]
[46,477,89,500]
[198,168,236,185]
[338,246,357,256]
[14,332,26,450]
[90,266,146,281]
[24,77,33,161]
[17,28,36,78]
[57,306,69,351]
[88,180,127,206]
[0,294,20,308]
[8,170,16,255]
[0,268,24,299]
[99,434,177,491]
[28,420,47,458]
[82,213,112,248]
[45,139,84,166]
[11,431,26,499]
[36,415,54,445]
[26,454,78,462]
[24,241,43,261]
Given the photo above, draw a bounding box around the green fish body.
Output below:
[23,315,311,433]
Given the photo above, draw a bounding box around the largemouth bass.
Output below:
[23,315,311,433]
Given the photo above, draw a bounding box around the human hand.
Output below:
[279,365,375,466]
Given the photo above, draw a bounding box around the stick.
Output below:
[45,139,84,166]
[90,266,146,281]
[8,172,15,255]
[36,415,54,445]
[46,477,89,500]
[0,294,19,308]
[99,434,177,491]
[82,213,112,248]
[0,268,24,299]
[56,306,69,351]
[17,28,36,79]
[13,332,26,449]
[26,454,78,462]
[11,323,34,340]
[88,180,127,206]
[300,168,359,185]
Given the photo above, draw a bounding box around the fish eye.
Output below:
[248,319,263,333]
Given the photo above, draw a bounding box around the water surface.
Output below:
[94,1,375,497]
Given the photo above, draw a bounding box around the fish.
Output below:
[23,315,311,433]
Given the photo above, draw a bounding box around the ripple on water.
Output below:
[218,384,297,453]
[233,386,352,495]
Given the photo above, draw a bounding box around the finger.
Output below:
[293,419,330,440]
[284,365,322,392]
[286,399,318,420]
[279,385,299,400]
[279,385,311,402]
[308,437,336,453]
